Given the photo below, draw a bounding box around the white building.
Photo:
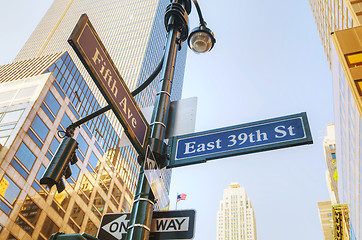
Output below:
[217,183,257,240]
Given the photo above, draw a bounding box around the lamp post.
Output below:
[126,0,215,239]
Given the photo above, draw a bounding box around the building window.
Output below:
[59,113,72,131]
[49,137,60,155]
[6,234,18,240]
[100,168,112,194]
[68,202,85,233]
[0,109,24,145]
[331,153,336,159]
[77,133,89,156]
[354,79,362,96]
[0,175,21,215]
[51,190,70,218]
[31,115,49,142]
[66,163,80,186]
[92,192,105,220]
[78,176,93,205]
[345,51,362,67]
[52,81,66,99]
[32,165,48,199]
[28,115,49,148]
[85,219,98,237]
[40,216,59,239]
[44,91,61,117]
[87,152,101,176]
[14,142,36,172]
[122,199,130,212]
[111,184,122,207]
[15,196,42,236]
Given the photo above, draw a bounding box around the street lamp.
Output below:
[126,0,215,240]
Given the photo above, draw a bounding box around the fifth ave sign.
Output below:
[68,14,149,155]
[168,112,313,168]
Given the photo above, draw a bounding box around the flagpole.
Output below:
[176,192,178,210]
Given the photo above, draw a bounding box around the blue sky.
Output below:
[0,1,333,239]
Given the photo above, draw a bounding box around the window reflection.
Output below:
[52,190,70,218]
[111,184,122,207]
[19,196,42,225]
[14,142,36,171]
[92,192,105,220]
[122,199,130,212]
[69,202,85,232]
[84,219,98,236]
[44,90,60,116]
[100,168,111,194]
[60,113,72,131]
[32,165,48,199]
[30,115,49,142]
[78,176,93,205]
[15,195,42,236]
[40,216,59,239]
[0,174,21,214]
[49,137,60,155]
[67,163,80,186]
[77,133,89,156]
[6,233,18,240]
[87,152,101,176]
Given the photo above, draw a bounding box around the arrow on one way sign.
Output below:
[97,213,130,240]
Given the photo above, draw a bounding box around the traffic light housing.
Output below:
[40,136,78,193]
[49,232,100,240]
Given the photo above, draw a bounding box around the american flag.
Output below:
[177,193,187,202]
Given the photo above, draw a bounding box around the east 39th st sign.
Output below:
[168,112,313,168]
[68,14,149,155]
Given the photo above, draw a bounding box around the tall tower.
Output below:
[0,0,187,239]
[217,183,257,240]
[309,1,362,238]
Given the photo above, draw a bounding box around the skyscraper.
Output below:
[318,201,334,240]
[309,1,362,239]
[217,183,257,240]
[0,0,187,239]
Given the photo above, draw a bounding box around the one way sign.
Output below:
[97,213,130,240]
[97,210,195,240]
[150,210,195,240]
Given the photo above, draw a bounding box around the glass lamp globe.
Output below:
[188,25,215,54]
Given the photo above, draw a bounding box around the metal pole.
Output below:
[126,1,190,239]
[126,26,181,240]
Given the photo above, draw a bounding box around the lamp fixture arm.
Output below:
[192,0,206,26]
[131,54,164,97]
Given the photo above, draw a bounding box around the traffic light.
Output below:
[40,136,78,193]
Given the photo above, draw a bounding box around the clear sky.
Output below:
[0,1,333,240]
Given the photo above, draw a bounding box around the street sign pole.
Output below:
[126,1,191,239]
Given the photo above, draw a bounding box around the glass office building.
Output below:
[0,0,187,239]
[309,0,362,238]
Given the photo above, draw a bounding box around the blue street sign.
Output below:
[168,112,312,168]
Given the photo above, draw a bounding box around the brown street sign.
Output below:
[68,14,149,155]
